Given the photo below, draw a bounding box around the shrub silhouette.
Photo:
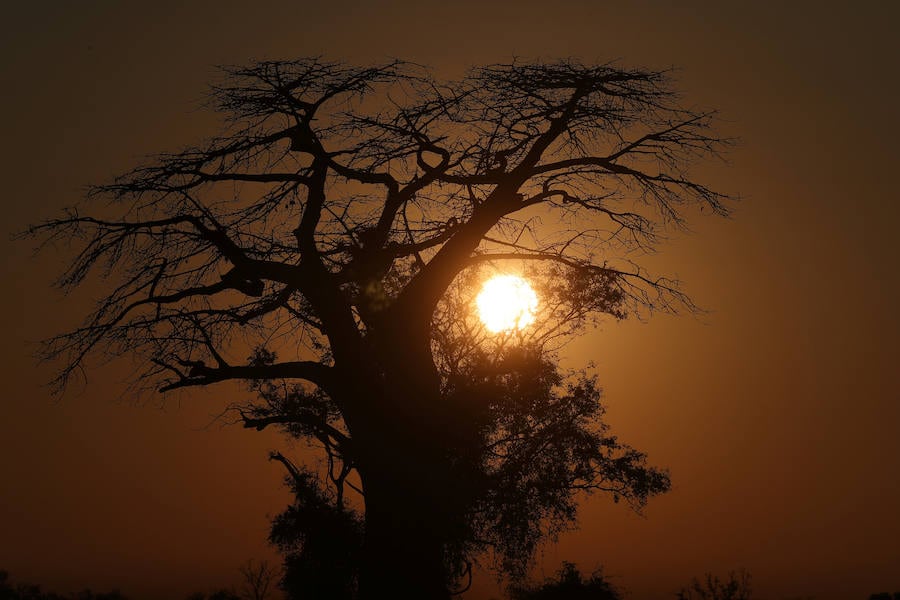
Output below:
[267,454,363,599]
[185,591,241,600]
[0,571,127,600]
[675,570,752,600]
[508,562,622,600]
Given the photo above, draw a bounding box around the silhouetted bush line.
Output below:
[1,570,127,600]
[0,571,243,600]
[184,590,241,600]
[4,567,897,599]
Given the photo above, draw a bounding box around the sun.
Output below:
[476,275,538,333]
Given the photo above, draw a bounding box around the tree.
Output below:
[237,560,277,600]
[26,58,732,599]
[676,570,753,600]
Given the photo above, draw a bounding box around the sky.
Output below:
[1,2,898,599]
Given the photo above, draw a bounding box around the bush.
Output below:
[508,562,622,600]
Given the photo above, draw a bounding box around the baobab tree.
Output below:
[27,58,732,599]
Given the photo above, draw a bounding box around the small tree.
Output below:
[27,57,732,599]
[237,560,277,600]
[676,570,753,600]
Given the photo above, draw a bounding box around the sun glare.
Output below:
[476,275,538,333]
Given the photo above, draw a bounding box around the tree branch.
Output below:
[159,360,334,392]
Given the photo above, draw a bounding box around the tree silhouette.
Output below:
[237,560,277,600]
[26,58,732,599]
[675,570,753,600]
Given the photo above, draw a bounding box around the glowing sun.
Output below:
[476,275,538,333]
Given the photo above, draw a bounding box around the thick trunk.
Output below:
[353,404,460,600]
[326,294,487,599]
[358,468,451,600]
[345,338,461,600]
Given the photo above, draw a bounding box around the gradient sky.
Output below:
[2,2,898,599]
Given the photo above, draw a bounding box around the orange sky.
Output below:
[2,2,898,599]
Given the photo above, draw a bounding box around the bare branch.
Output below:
[158,359,334,392]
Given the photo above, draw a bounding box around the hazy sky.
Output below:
[2,2,898,599]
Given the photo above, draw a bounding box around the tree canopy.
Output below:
[26,57,732,599]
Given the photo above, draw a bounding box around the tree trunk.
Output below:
[347,338,460,600]
[354,411,457,600]
[354,404,462,600]
[352,363,454,600]
[358,468,452,600]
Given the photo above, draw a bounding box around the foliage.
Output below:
[439,344,669,578]
[260,343,670,594]
[266,453,363,600]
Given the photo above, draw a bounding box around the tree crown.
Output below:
[25,57,732,396]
